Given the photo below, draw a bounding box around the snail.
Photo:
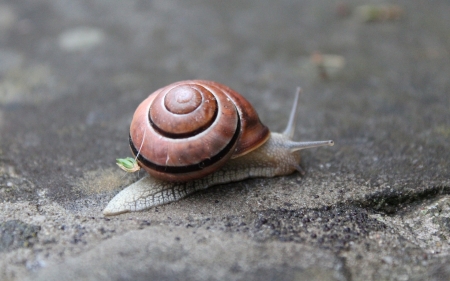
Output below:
[103,80,334,216]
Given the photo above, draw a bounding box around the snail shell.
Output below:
[129,80,270,182]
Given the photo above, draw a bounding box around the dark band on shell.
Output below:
[129,117,240,175]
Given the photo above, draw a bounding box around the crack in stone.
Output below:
[352,185,450,214]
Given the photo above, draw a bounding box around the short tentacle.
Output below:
[293,164,306,176]
[282,87,301,139]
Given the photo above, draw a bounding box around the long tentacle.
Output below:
[282,87,301,138]
[286,140,334,152]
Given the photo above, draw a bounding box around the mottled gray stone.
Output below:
[25,226,350,281]
[0,220,40,252]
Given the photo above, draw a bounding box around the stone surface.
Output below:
[0,220,40,252]
[0,0,449,280]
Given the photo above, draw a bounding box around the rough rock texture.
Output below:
[0,0,449,280]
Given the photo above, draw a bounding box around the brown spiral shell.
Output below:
[129,80,270,182]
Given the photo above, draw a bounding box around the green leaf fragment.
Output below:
[116,157,141,173]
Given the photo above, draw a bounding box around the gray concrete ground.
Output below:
[0,0,449,280]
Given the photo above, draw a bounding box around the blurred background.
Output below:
[1,0,448,188]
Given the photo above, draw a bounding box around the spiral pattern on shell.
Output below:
[129,80,270,182]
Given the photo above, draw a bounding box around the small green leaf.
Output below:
[116,157,140,173]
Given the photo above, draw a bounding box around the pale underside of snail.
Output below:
[103,80,333,216]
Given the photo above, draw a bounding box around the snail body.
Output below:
[103,80,333,216]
